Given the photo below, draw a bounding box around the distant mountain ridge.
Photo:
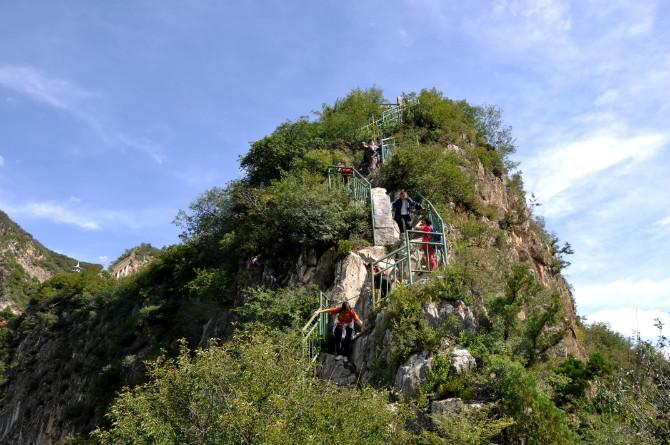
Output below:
[0,210,95,311]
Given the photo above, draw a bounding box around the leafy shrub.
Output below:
[488,356,576,445]
[552,358,590,406]
[183,268,234,304]
[382,144,478,211]
[384,287,438,375]
[319,87,384,147]
[93,332,404,445]
[420,265,472,304]
[489,264,565,365]
[235,286,318,330]
[241,118,324,186]
[431,407,515,445]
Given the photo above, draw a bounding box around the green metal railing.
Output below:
[417,193,448,260]
[369,194,449,309]
[380,137,397,163]
[369,246,410,309]
[326,166,377,245]
[360,96,418,140]
[302,292,331,362]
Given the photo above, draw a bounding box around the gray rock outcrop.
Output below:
[317,353,358,386]
[371,187,399,246]
[423,300,477,331]
[431,397,484,416]
[394,350,433,398]
[450,347,476,375]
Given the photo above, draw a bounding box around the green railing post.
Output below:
[405,229,413,285]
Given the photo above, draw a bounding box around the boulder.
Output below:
[350,311,393,383]
[450,347,476,375]
[317,353,358,386]
[431,397,484,416]
[371,187,399,246]
[329,247,388,320]
[423,300,477,331]
[394,350,433,398]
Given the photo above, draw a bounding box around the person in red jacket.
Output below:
[314,301,363,360]
[416,218,437,271]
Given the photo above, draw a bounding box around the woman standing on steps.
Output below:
[416,217,437,271]
[392,190,423,234]
[313,301,363,360]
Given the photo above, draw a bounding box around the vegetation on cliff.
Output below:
[0,88,668,444]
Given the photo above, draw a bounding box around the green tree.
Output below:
[94,332,404,445]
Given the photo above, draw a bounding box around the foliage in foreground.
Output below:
[94,331,405,445]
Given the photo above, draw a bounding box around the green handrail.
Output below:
[380,137,397,163]
[302,291,331,362]
[326,166,377,245]
[369,245,410,308]
[368,195,449,310]
[416,193,448,264]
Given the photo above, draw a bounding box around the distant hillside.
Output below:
[0,210,95,311]
[109,243,160,279]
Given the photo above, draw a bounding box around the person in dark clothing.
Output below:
[391,190,423,234]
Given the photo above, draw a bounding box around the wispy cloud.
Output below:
[17,202,101,230]
[576,277,670,314]
[0,65,94,112]
[1,199,147,231]
[0,155,4,167]
[0,65,166,164]
[524,131,667,216]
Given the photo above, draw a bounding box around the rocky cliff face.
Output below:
[111,251,154,279]
[473,162,582,357]
[0,210,88,312]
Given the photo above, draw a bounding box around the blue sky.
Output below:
[0,0,668,339]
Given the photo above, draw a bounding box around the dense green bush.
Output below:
[319,87,384,146]
[241,118,325,186]
[93,332,405,445]
[383,286,438,378]
[235,286,318,330]
[489,264,565,365]
[382,144,478,211]
[488,356,576,445]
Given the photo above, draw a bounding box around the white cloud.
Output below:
[576,277,670,314]
[1,199,148,232]
[0,155,4,167]
[586,308,670,341]
[0,65,93,112]
[657,216,670,227]
[0,65,166,164]
[523,131,667,216]
[20,202,101,230]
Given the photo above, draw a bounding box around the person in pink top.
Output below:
[416,217,437,271]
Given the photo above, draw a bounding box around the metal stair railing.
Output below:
[326,166,377,245]
[368,195,449,310]
[417,193,449,266]
[369,246,410,309]
[380,137,397,163]
[302,292,331,362]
